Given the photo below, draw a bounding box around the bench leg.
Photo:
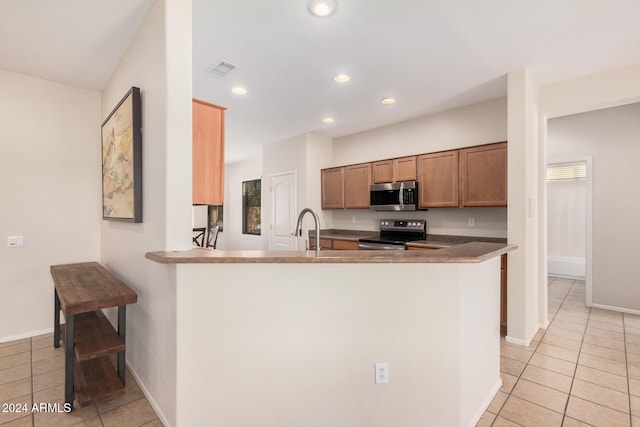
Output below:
[53,290,61,348]
[117,306,126,384]
[64,313,74,409]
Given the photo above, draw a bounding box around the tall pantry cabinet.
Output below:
[192,99,225,205]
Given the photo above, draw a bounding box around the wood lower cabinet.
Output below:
[501,254,507,336]
[309,237,334,249]
[332,239,358,250]
[417,150,459,208]
[393,156,417,182]
[459,142,507,207]
[193,99,225,205]
[321,167,345,209]
[344,163,371,208]
[309,237,358,250]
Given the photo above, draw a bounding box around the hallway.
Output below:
[479,277,640,426]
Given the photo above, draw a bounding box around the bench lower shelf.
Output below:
[74,356,125,407]
[60,310,125,362]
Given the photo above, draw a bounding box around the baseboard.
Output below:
[540,318,550,330]
[467,378,502,427]
[505,326,539,347]
[548,256,585,280]
[0,327,54,344]
[591,303,640,317]
[126,359,172,427]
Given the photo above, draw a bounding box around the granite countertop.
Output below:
[146,242,516,264]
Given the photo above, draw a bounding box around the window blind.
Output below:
[546,162,587,181]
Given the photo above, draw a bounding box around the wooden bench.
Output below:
[51,262,138,409]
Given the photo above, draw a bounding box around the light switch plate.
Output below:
[8,236,24,247]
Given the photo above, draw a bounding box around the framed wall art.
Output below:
[101,87,142,222]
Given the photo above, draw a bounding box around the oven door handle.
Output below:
[358,241,405,250]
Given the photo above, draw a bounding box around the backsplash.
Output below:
[331,207,507,238]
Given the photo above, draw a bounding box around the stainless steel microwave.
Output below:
[370,182,418,211]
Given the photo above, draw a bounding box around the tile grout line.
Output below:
[623,313,632,427]
[490,277,573,427]
[30,337,34,427]
[560,279,590,426]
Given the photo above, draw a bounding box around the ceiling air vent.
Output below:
[207,60,238,77]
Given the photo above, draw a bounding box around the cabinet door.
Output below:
[193,99,225,205]
[309,237,333,249]
[321,167,345,209]
[500,254,507,336]
[459,142,507,207]
[332,239,358,250]
[417,151,459,208]
[345,163,371,209]
[393,156,417,182]
[371,160,393,184]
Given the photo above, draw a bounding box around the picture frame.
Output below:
[101,87,142,222]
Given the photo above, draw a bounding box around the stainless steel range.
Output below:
[358,219,426,250]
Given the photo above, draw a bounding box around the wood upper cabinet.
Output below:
[371,160,393,184]
[393,156,417,182]
[417,150,459,208]
[192,99,225,205]
[371,156,417,183]
[321,167,345,209]
[459,142,507,207]
[344,163,371,208]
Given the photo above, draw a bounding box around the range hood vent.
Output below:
[207,60,238,77]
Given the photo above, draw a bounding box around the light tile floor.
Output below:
[0,333,162,427]
[479,277,640,426]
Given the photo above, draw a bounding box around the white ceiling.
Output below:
[2,1,640,163]
[0,0,153,89]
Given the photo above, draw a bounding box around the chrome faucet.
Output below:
[294,208,320,251]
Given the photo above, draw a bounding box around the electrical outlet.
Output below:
[375,362,388,384]
[467,217,475,227]
[352,216,356,224]
[8,236,24,247]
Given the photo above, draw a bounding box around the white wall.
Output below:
[175,260,501,427]
[330,98,508,238]
[506,68,542,345]
[333,97,507,164]
[100,0,192,425]
[261,133,335,249]
[547,103,640,311]
[0,70,101,341]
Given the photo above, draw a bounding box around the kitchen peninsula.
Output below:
[147,243,515,427]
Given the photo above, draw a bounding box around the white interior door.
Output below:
[269,172,297,250]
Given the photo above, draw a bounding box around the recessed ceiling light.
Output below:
[333,74,350,83]
[308,0,338,17]
[232,87,247,95]
[380,98,396,105]
[322,117,335,123]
